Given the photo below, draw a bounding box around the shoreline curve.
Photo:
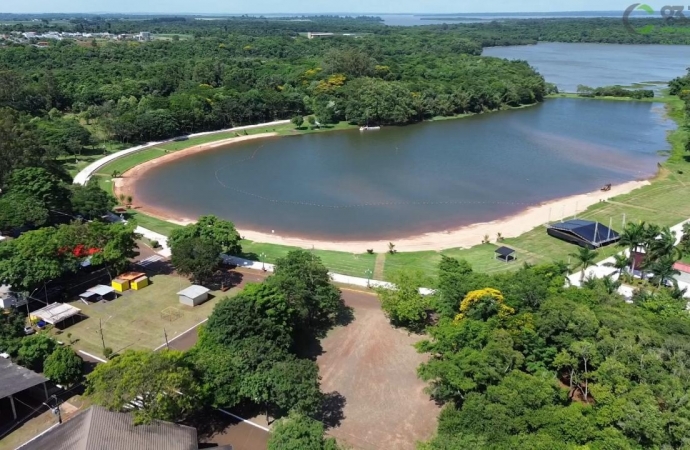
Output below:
[113,132,650,252]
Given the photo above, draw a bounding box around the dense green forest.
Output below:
[377,250,690,449]
[0,22,547,149]
[382,72,690,450]
[3,14,690,190]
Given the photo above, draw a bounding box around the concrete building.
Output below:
[307,32,335,39]
[138,32,151,42]
[177,285,210,307]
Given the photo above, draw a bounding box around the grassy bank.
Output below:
[89,97,688,281]
[547,91,677,103]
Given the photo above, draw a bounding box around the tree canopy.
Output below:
[415,258,690,449]
[86,349,201,424]
[269,412,340,450]
[43,345,83,386]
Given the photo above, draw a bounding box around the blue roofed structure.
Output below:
[547,219,620,249]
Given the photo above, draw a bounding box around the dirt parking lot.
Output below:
[317,289,439,450]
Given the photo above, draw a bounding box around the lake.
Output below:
[483,43,690,93]
[135,99,673,241]
[380,12,628,26]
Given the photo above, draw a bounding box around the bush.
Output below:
[103,347,114,359]
[149,239,160,249]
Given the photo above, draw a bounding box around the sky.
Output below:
[3,1,640,15]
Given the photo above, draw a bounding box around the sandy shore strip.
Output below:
[235,180,648,252]
[116,141,649,252]
[114,132,276,200]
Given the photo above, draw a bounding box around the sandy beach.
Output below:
[115,134,649,252]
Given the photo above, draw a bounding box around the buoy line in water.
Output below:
[213,146,536,209]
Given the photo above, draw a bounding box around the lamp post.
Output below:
[43,395,62,424]
[364,269,373,288]
[260,252,267,272]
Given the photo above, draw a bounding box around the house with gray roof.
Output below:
[20,405,204,450]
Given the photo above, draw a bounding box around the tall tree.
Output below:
[0,192,49,231]
[6,166,70,212]
[69,180,116,219]
[17,333,57,372]
[168,215,242,255]
[170,236,220,284]
[86,350,201,425]
[44,346,83,386]
[269,250,342,334]
[376,269,430,331]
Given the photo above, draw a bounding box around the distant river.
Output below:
[135,99,673,241]
[483,43,690,93]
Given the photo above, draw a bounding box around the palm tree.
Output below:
[604,253,630,277]
[570,247,599,282]
[601,274,622,295]
[649,227,681,262]
[648,256,681,288]
[618,222,646,275]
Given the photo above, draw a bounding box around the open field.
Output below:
[317,290,439,449]
[60,273,245,358]
[86,96,688,282]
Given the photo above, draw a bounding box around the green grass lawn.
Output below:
[60,274,244,358]
[127,210,183,236]
[241,241,376,277]
[97,147,168,178]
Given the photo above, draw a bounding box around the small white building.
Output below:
[307,32,335,39]
[138,32,151,42]
[177,285,210,307]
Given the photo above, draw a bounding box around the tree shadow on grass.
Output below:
[205,270,245,292]
[318,391,347,430]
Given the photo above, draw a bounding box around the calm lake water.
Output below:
[136,99,673,240]
[483,43,690,93]
[380,12,626,26]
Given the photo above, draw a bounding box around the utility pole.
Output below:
[44,395,62,424]
[98,319,106,351]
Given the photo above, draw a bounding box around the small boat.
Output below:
[600,183,612,192]
[359,126,381,131]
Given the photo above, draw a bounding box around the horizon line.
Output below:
[0,10,630,16]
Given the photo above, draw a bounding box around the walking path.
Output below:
[73,120,289,185]
[373,253,386,280]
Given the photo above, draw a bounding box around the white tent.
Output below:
[31,303,81,325]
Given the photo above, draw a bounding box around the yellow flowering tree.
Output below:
[455,288,515,322]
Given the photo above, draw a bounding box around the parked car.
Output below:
[24,326,35,335]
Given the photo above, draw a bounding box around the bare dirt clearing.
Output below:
[317,290,439,450]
